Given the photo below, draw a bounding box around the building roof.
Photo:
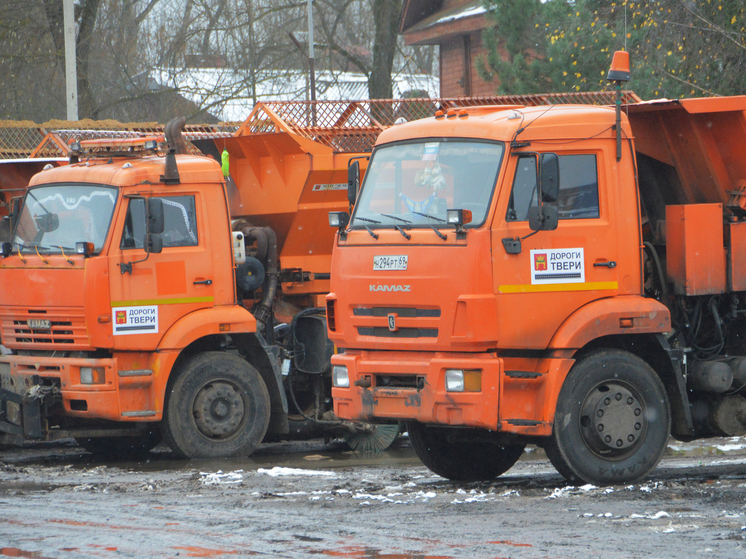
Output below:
[148,68,440,122]
[400,0,491,45]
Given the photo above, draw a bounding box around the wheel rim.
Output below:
[192,381,246,440]
[578,381,647,459]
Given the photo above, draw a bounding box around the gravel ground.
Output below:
[1,436,746,559]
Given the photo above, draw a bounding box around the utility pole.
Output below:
[63,0,79,121]
[307,0,317,103]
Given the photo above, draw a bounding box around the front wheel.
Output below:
[163,352,271,459]
[550,349,670,485]
[407,422,525,481]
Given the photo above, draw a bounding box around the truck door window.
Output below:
[121,195,199,249]
[507,154,599,221]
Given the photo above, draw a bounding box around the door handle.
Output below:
[193,279,213,285]
[593,261,617,268]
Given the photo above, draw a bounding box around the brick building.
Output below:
[400,0,497,98]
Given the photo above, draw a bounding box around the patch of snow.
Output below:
[715,444,746,452]
[255,467,335,477]
[199,470,245,485]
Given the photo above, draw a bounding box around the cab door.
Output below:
[108,192,214,350]
[493,150,621,349]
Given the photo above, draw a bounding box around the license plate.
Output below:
[374,255,408,271]
[27,319,51,330]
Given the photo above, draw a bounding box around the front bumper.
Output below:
[331,350,502,431]
[0,353,159,441]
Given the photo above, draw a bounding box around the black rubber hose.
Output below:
[643,241,669,305]
[254,226,278,324]
[241,226,268,263]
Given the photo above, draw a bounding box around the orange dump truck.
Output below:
[328,56,746,484]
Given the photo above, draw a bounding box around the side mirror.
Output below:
[145,233,163,254]
[10,197,22,225]
[347,161,360,206]
[147,198,165,235]
[34,213,60,233]
[528,205,558,231]
[1,242,11,257]
[539,153,560,203]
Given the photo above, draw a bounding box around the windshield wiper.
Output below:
[354,216,380,239]
[380,213,411,224]
[380,213,412,240]
[17,242,52,252]
[412,211,448,241]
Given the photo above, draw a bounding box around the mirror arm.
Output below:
[119,252,150,275]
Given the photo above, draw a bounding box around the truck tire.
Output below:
[75,427,162,459]
[551,349,670,485]
[163,352,271,459]
[407,422,525,481]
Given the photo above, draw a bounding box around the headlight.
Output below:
[80,367,105,385]
[445,369,465,392]
[445,369,481,392]
[332,365,350,388]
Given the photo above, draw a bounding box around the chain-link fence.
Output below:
[0,91,642,159]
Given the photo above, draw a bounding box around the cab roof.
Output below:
[375,104,631,146]
[28,154,223,189]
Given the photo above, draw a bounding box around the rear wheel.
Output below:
[163,352,270,459]
[407,422,525,481]
[551,349,670,485]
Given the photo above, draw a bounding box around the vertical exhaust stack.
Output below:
[161,117,187,184]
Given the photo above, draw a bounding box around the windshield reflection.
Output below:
[352,140,504,229]
[13,185,118,254]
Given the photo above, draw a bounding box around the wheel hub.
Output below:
[579,383,645,457]
[193,382,245,439]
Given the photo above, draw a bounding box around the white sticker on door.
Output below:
[530,248,585,284]
[112,306,159,335]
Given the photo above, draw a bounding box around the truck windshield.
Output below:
[13,184,118,254]
[352,139,504,229]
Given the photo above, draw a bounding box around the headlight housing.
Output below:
[445,369,481,392]
[332,365,350,388]
[80,367,106,385]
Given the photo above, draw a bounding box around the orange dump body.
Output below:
[329,96,746,438]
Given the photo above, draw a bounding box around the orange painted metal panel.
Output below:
[728,221,746,292]
[666,204,726,296]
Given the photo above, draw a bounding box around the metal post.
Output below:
[615,83,622,161]
[63,0,78,121]
[307,0,316,103]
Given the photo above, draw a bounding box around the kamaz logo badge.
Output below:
[369,285,411,292]
[388,314,397,331]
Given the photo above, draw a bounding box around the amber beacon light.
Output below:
[607,50,631,82]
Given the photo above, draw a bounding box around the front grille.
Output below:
[0,307,89,350]
[353,305,440,340]
[353,307,440,318]
[357,327,438,338]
